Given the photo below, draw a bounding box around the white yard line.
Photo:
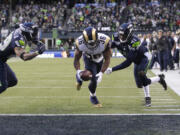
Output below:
[0,96,143,99]
[152,102,178,104]
[151,105,180,107]
[0,114,180,116]
[144,109,180,111]
[10,86,166,89]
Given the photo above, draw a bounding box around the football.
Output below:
[80,70,92,81]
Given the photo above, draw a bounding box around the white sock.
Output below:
[143,85,150,97]
[150,76,160,83]
[90,92,96,97]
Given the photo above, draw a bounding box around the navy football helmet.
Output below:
[119,23,133,43]
[20,23,38,41]
[83,26,98,49]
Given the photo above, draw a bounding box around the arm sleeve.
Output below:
[112,59,132,71]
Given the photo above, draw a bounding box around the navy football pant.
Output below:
[134,58,151,88]
[149,52,159,69]
[158,50,168,71]
[83,55,103,94]
[0,61,18,94]
[173,49,179,64]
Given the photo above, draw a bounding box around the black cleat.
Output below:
[145,97,151,107]
[158,74,167,90]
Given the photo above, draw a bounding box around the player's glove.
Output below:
[105,68,112,75]
[76,70,83,81]
[37,41,46,54]
[96,72,103,84]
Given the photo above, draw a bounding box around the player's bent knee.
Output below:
[138,71,145,77]
[12,79,18,87]
[8,79,18,87]
[137,84,143,88]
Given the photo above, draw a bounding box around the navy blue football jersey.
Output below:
[0,29,26,62]
[112,33,148,64]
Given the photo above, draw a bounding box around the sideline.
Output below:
[151,69,180,96]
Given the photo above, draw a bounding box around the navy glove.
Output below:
[37,41,45,54]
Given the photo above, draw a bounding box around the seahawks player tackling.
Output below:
[74,26,111,107]
[105,23,167,107]
[0,23,45,94]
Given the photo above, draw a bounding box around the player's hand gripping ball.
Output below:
[80,70,92,81]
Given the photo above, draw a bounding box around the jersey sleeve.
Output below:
[104,36,111,48]
[14,36,26,49]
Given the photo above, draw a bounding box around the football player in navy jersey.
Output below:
[0,23,45,94]
[74,27,111,107]
[105,23,167,107]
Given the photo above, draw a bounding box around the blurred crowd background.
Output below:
[0,0,179,71]
[0,0,179,31]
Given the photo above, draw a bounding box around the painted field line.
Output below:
[144,109,180,111]
[0,96,143,99]
[153,102,178,104]
[0,96,177,101]
[152,98,176,101]
[0,114,180,116]
[151,105,180,107]
[11,86,166,89]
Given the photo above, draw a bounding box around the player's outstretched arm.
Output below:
[112,59,132,71]
[14,47,39,61]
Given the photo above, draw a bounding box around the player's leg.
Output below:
[158,51,164,71]
[163,50,168,71]
[149,53,156,69]
[134,65,151,107]
[135,59,151,107]
[0,62,8,94]
[6,63,18,88]
[88,60,103,107]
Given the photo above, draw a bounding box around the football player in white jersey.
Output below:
[73,26,111,107]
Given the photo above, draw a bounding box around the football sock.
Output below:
[143,85,150,97]
[150,76,160,83]
[90,92,96,97]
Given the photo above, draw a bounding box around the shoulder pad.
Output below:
[98,33,111,47]
[131,36,140,48]
[13,33,25,48]
[75,35,84,49]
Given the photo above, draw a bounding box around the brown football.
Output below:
[80,70,92,81]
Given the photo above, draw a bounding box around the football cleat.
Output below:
[158,74,167,90]
[145,97,151,107]
[76,74,83,90]
[90,96,102,107]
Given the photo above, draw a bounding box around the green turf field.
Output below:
[1,58,180,114]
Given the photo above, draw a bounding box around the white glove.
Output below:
[76,70,83,81]
[105,68,112,75]
[96,72,103,84]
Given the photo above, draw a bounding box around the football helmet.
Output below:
[20,23,38,41]
[118,23,133,43]
[83,27,98,49]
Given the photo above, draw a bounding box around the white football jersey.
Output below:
[75,33,111,63]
